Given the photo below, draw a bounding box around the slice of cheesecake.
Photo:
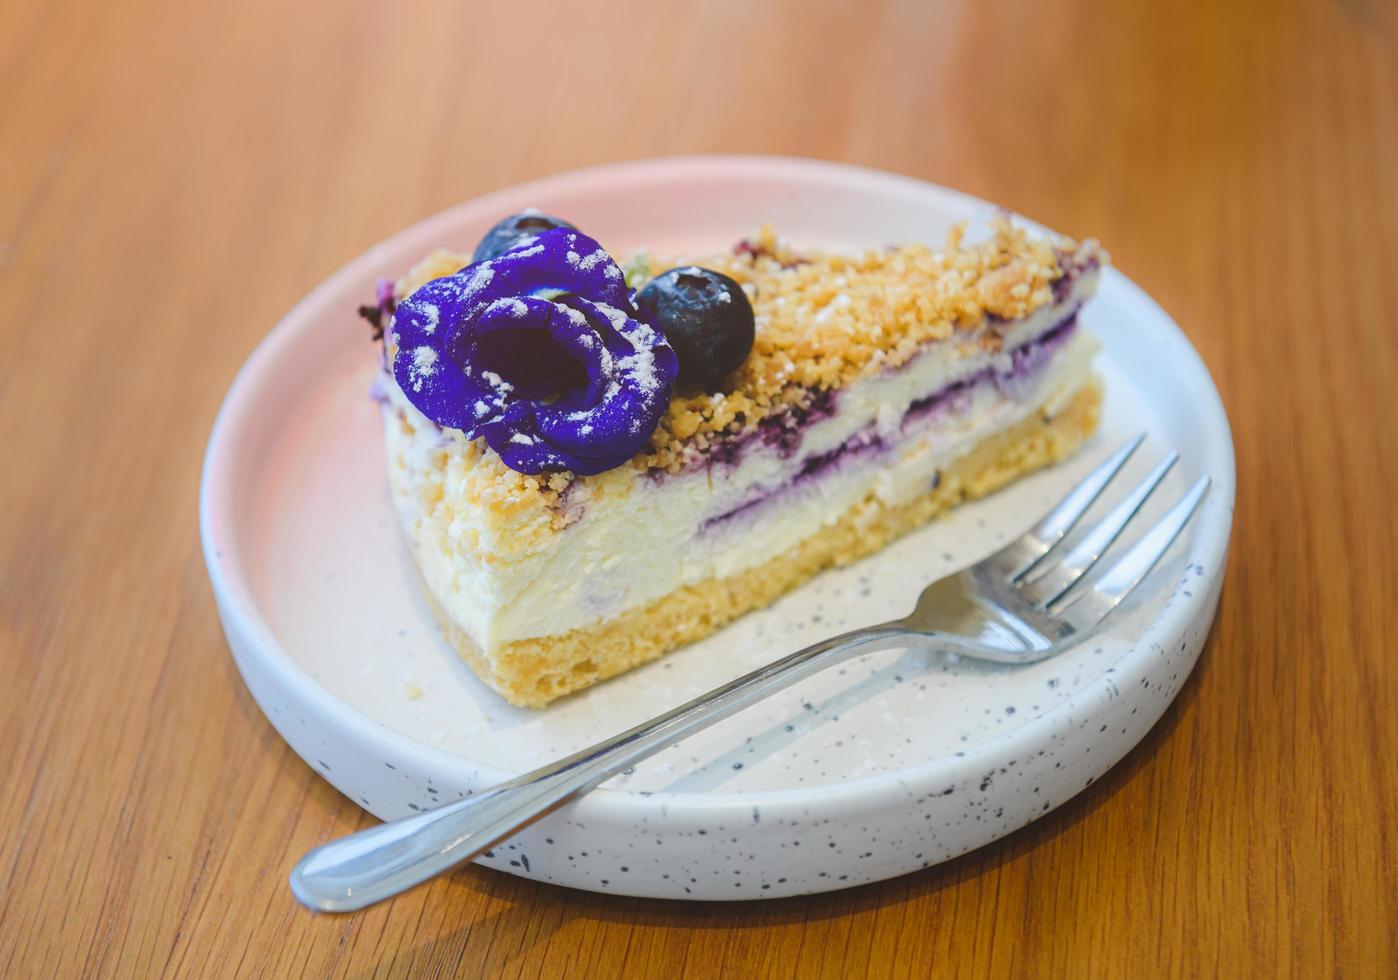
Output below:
[376,219,1104,707]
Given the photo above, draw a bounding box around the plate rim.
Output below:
[200,154,1235,824]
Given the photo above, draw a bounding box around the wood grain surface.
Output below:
[3,0,1396,975]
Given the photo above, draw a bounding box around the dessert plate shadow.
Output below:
[201,156,1234,900]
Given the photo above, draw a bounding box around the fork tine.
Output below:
[1026,452,1179,605]
[1004,433,1145,578]
[1050,475,1211,618]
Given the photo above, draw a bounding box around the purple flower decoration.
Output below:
[391,228,678,475]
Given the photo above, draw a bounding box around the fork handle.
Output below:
[290,621,912,911]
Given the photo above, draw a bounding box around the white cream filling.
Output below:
[386,277,1099,649]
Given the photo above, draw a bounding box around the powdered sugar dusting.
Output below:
[479,370,514,394]
[408,346,439,392]
[572,248,609,272]
[418,302,441,335]
[489,298,530,318]
[460,265,495,299]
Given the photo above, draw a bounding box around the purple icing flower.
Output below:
[391,228,678,475]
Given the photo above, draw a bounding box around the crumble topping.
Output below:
[382,220,1104,515]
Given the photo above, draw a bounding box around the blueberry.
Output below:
[636,267,754,384]
[472,211,576,262]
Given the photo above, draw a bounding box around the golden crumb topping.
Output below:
[383,220,1103,512]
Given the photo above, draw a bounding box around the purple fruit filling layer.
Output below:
[701,316,1081,532]
[677,299,1083,482]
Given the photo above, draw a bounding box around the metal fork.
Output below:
[291,435,1209,911]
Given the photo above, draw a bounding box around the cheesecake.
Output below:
[373,216,1104,707]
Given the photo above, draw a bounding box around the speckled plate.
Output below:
[201,156,1234,901]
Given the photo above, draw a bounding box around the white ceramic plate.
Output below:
[201,156,1233,900]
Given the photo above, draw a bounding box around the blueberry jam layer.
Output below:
[686,305,1083,478]
[905,313,1079,423]
[701,316,1082,532]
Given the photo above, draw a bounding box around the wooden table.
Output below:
[4,0,1395,975]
